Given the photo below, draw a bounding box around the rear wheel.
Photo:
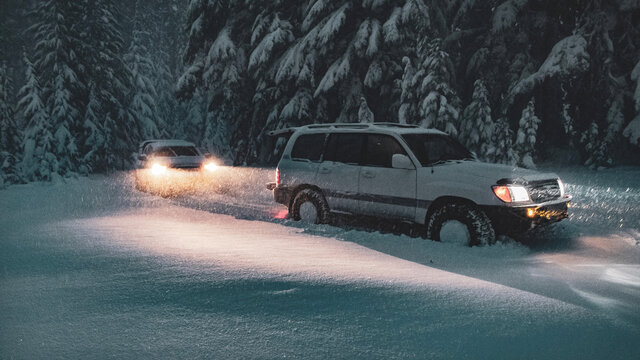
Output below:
[426,203,496,246]
[290,189,329,224]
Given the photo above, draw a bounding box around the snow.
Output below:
[492,0,527,33]
[248,16,293,71]
[1,166,640,358]
[302,0,329,32]
[382,7,402,44]
[510,35,590,101]
[314,51,351,96]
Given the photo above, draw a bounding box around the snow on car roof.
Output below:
[139,139,196,150]
[292,123,448,135]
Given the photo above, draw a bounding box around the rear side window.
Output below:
[324,133,365,165]
[291,134,326,161]
[364,134,407,168]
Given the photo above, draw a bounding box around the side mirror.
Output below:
[470,151,478,161]
[138,154,147,161]
[392,154,414,170]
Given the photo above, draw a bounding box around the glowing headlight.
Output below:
[151,163,167,175]
[492,185,530,203]
[203,161,217,172]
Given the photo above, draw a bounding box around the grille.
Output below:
[528,179,561,202]
[173,165,201,171]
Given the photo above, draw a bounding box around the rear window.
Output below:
[291,134,326,161]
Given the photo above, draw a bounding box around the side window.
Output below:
[291,134,326,162]
[364,134,407,168]
[324,133,365,165]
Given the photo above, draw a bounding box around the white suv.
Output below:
[267,123,571,246]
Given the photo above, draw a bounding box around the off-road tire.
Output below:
[426,202,496,246]
[290,189,330,224]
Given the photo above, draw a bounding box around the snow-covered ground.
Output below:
[1,166,639,359]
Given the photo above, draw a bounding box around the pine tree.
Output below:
[400,39,460,134]
[125,29,161,140]
[30,0,84,176]
[623,59,640,146]
[590,93,625,166]
[80,0,134,170]
[515,99,540,168]
[0,62,20,185]
[580,122,602,168]
[358,96,374,123]
[17,53,58,181]
[79,83,104,174]
[491,117,518,165]
[460,79,493,159]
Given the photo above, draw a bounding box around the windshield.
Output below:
[402,134,473,166]
[153,146,200,157]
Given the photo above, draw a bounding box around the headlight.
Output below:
[151,163,167,175]
[203,161,217,172]
[492,185,530,203]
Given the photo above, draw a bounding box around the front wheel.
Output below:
[290,189,329,224]
[426,203,496,246]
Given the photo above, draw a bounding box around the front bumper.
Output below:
[482,196,572,234]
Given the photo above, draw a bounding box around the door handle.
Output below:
[319,166,330,174]
[362,170,375,178]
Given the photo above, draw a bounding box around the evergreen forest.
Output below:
[1,0,639,185]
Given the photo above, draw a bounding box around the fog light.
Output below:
[526,208,536,218]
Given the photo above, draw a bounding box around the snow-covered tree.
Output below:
[491,117,518,165]
[17,54,58,182]
[358,96,374,123]
[460,79,493,159]
[125,29,161,140]
[29,0,85,176]
[0,62,20,185]
[80,0,134,170]
[580,122,603,168]
[515,99,540,168]
[78,83,105,174]
[400,39,460,134]
[586,93,626,167]
[174,88,206,142]
[623,59,640,146]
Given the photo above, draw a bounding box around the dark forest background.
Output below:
[1,0,639,185]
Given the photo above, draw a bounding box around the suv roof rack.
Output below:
[267,122,429,136]
[302,122,421,130]
[372,122,420,128]
[267,127,299,137]
[138,139,194,151]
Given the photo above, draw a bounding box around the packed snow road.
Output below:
[1,166,639,359]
